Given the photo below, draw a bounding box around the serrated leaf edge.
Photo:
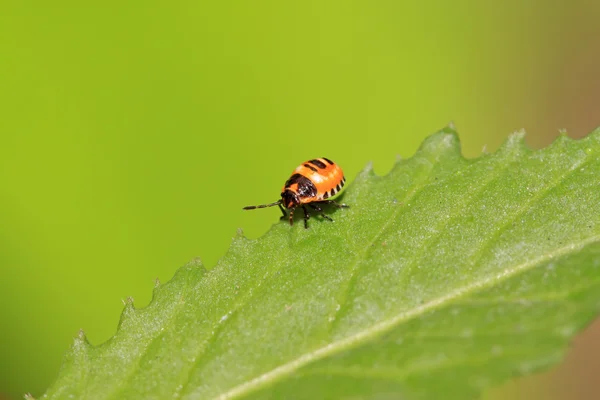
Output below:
[41,127,600,400]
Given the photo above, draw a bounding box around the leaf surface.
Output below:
[42,127,600,400]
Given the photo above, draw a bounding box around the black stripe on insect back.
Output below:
[285,173,304,188]
[309,159,327,169]
[303,163,318,172]
[285,173,317,198]
[322,157,334,165]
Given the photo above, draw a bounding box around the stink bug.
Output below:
[243,158,348,229]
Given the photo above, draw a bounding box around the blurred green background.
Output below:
[1,1,598,399]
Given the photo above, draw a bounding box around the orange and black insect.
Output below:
[243,158,348,229]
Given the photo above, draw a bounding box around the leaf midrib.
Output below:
[214,235,600,400]
[216,139,594,399]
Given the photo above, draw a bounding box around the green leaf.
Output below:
[41,127,600,400]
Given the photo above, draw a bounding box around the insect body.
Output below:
[243,158,348,229]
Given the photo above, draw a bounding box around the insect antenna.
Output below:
[243,200,282,210]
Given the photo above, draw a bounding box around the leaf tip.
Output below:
[175,257,207,283]
[121,296,135,307]
[235,227,247,240]
[510,128,526,139]
[502,129,528,152]
[116,297,137,330]
[73,329,91,350]
[184,256,205,270]
[418,128,461,156]
[151,277,164,302]
[551,132,574,149]
[357,161,376,179]
[119,297,136,316]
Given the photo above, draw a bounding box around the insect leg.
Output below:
[278,203,287,219]
[302,205,310,229]
[289,207,295,226]
[309,203,333,222]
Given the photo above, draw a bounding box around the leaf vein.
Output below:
[468,153,592,268]
[214,236,600,400]
[395,151,520,285]
[328,153,446,332]
[180,249,292,398]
